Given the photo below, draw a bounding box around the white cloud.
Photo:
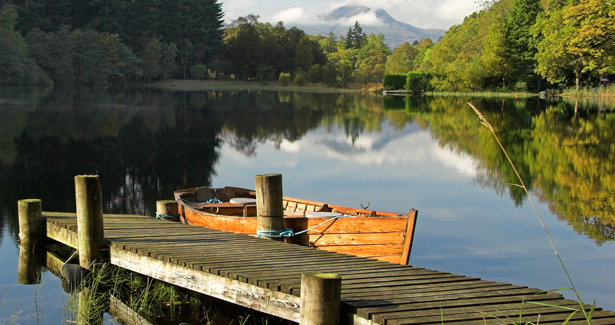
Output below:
[273,7,320,25]
[272,6,384,26]
[228,0,480,30]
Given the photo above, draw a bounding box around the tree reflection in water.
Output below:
[0,87,612,246]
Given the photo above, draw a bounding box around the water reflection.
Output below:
[0,88,613,244]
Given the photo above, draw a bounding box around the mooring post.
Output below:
[75,175,105,269]
[18,199,42,250]
[255,173,285,240]
[300,273,342,325]
[156,200,179,219]
[17,199,43,284]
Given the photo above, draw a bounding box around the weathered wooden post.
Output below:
[17,199,43,284]
[18,199,42,250]
[255,173,285,240]
[75,175,104,269]
[300,273,342,325]
[156,200,178,219]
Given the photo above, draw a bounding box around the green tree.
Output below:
[116,43,142,80]
[256,63,275,85]
[481,16,513,87]
[161,42,178,79]
[26,27,74,84]
[320,31,337,54]
[295,36,313,72]
[0,3,51,85]
[505,0,542,86]
[71,29,114,85]
[142,37,162,81]
[278,72,291,86]
[535,0,615,89]
[386,42,419,73]
[224,15,262,80]
[190,64,208,79]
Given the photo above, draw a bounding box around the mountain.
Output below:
[290,6,446,49]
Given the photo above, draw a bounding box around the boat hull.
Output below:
[175,187,417,265]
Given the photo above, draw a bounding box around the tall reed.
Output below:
[468,103,596,324]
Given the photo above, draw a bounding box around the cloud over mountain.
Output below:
[284,5,446,49]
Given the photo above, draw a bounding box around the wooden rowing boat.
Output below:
[174,186,418,265]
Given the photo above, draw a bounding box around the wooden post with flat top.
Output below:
[75,175,105,269]
[300,273,342,325]
[18,199,43,250]
[255,173,284,241]
[17,199,43,284]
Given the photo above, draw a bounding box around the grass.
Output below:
[148,79,363,93]
[561,84,615,99]
[58,263,291,325]
[468,102,596,325]
[426,91,535,98]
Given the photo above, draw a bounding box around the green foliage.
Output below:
[207,59,227,80]
[295,37,313,72]
[386,42,419,74]
[0,4,51,85]
[25,27,74,84]
[161,42,178,79]
[344,21,366,49]
[406,71,433,93]
[383,73,407,90]
[278,72,291,86]
[294,70,308,86]
[0,3,18,30]
[535,0,615,90]
[142,38,162,81]
[116,43,143,81]
[71,30,115,85]
[321,63,339,87]
[308,64,323,83]
[256,63,275,85]
[190,64,208,80]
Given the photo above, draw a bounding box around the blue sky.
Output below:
[221,0,480,30]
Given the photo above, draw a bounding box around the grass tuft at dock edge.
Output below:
[468,102,596,325]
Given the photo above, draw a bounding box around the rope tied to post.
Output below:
[256,215,343,238]
[155,212,180,221]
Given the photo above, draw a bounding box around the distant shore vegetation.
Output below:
[1,0,613,95]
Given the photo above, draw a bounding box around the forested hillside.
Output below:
[1,0,224,85]
[3,0,612,90]
[394,0,615,91]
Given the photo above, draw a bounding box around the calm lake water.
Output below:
[1,86,614,323]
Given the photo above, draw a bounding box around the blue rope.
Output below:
[155,212,180,220]
[256,215,342,238]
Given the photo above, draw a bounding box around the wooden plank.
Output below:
[372,300,592,325]
[353,292,563,320]
[341,279,489,296]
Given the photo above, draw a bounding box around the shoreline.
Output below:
[147,80,370,93]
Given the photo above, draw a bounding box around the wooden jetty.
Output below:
[27,211,614,324]
[17,175,615,324]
